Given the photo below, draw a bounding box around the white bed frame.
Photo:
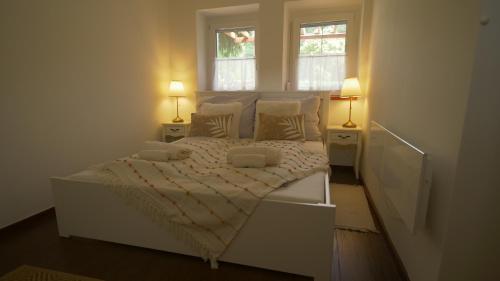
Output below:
[51,91,336,281]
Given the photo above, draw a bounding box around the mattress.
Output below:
[265,141,326,204]
[266,171,325,204]
[68,141,327,205]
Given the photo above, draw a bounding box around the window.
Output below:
[213,27,256,91]
[296,21,347,91]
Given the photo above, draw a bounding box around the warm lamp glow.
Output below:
[169,80,185,96]
[168,80,185,123]
[340,77,361,128]
[341,77,362,97]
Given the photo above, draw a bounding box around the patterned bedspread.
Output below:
[99,137,329,266]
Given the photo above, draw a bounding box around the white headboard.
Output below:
[368,121,432,233]
[196,91,330,139]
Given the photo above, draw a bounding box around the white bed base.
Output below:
[52,91,334,280]
[51,174,335,281]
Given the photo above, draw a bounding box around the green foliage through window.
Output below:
[217,29,255,58]
[299,22,346,56]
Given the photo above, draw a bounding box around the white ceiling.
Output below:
[198,4,259,17]
[286,0,362,11]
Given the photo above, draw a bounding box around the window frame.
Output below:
[207,17,259,91]
[289,13,356,92]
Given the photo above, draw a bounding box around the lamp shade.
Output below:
[340,77,361,97]
[168,80,186,97]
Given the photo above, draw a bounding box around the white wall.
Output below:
[0,0,363,228]
[438,0,500,280]
[197,7,259,91]
[168,0,364,126]
[284,1,364,127]
[0,0,170,228]
[359,0,481,281]
[329,98,364,126]
[168,0,291,122]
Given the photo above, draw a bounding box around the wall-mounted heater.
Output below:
[368,121,432,233]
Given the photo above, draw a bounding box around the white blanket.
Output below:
[143,141,192,160]
[227,146,281,166]
[100,137,329,266]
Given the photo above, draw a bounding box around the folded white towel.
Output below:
[138,150,170,162]
[143,141,192,160]
[231,154,266,168]
[227,146,281,166]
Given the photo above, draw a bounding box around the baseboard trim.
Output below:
[0,206,54,231]
[361,182,411,281]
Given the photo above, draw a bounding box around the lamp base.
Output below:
[342,120,357,128]
[172,116,184,123]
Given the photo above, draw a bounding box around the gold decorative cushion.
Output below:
[255,113,306,141]
[189,113,233,138]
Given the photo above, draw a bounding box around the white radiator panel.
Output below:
[368,121,431,233]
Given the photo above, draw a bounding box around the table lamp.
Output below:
[169,80,186,123]
[340,77,362,128]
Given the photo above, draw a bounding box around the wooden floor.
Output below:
[0,166,406,281]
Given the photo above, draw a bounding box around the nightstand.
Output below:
[162,122,190,143]
[326,125,362,179]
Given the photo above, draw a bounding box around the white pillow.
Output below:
[196,93,258,138]
[300,96,322,140]
[254,100,300,139]
[259,96,322,140]
[199,102,242,139]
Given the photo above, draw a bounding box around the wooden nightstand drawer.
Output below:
[326,125,362,179]
[162,123,190,142]
[165,125,186,137]
[329,132,358,144]
[164,135,184,143]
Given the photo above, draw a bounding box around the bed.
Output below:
[51,91,335,281]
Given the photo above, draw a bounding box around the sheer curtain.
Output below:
[213,58,256,91]
[297,54,346,91]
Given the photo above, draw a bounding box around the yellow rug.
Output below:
[0,265,103,281]
[331,183,379,233]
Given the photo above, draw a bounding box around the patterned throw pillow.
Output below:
[255,113,306,141]
[189,113,233,138]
